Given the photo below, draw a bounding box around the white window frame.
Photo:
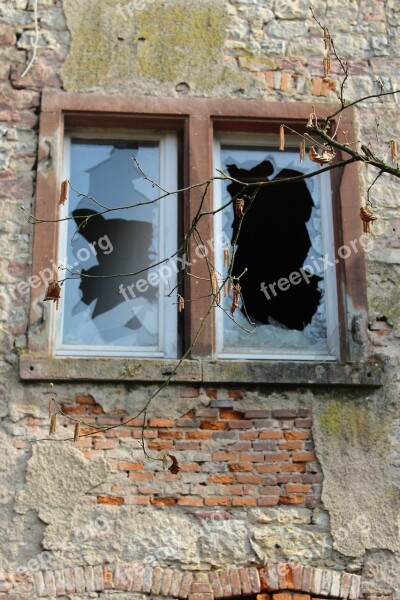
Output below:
[54,129,178,358]
[213,132,339,361]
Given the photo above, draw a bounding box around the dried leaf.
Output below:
[323,55,331,78]
[49,414,57,435]
[73,422,80,442]
[309,146,335,164]
[389,140,397,163]
[235,198,245,218]
[360,206,378,233]
[48,398,52,419]
[59,179,69,205]
[178,294,185,313]
[227,279,233,296]
[279,124,285,151]
[323,26,332,51]
[299,140,306,162]
[44,280,61,309]
[168,454,180,475]
[230,283,241,317]
[223,248,230,268]
[211,271,221,305]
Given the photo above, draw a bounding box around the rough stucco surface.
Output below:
[0,0,400,598]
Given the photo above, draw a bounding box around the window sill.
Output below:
[19,355,384,387]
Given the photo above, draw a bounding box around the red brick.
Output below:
[176,441,200,451]
[282,464,305,472]
[61,404,87,415]
[89,405,105,414]
[240,452,264,462]
[75,394,96,405]
[232,497,257,506]
[228,420,253,429]
[228,389,245,399]
[229,442,251,451]
[151,497,177,507]
[125,495,150,505]
[271,409,298,419]
[97,496,124,505]
[259,431,284,440]
[239,568,252,595]
[272,594,291,600]
[279,441,303,450]
[159,430,183,439]
[286,483,311,493]
[209,474,234,484]
[148,418,174,428]
[257,497,279,506]
[180,463,200,472]
[279,494,305,505]
[277,474,302,484]
[295,419,312,428]
[118,462,144,471]
[106,429,131,437]
[264,452,290,462]
[213,452,237,461]
[225,485,244,495]
[147,440,174,451]
[219,409,244,420]
[186,431,212,440]
[80,427,104,437]
[129,472,154,481]
[260,486,280,495]
[204,497,230,507]
[176,419,199,427]
[236,474,261,484]
[244,410,270,419]
[228,462,253,472]
[125,418,145,427]
[256,464,281,473]
[240,431,259,440]
[284,431,310,440]
[205,389,218,399]
[93,439,119,449]
[196,409,219,418]
[230,569,242,596]
[200,420,228,430]
[190,584,213,594]
[178,497,204,506]
[293,594,310,600]
[292,452,316,462]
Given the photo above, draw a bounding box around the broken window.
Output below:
[56,133,178,357]
[214,136,339,359]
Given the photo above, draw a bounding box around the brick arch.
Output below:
[26,562,362,598]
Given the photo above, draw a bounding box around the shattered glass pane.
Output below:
[60,140,162,351]
[218,145,332,357]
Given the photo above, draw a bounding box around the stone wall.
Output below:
[0,1,399,599]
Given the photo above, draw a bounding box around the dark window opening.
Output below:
[227,160,322,331]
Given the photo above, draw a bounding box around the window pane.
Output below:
[215,143,337,359]
[56,138,177,356]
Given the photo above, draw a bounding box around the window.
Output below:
[57,132,178,358]
[214,134,339,360]
[22,94,371,382]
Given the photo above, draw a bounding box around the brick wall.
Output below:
[23,391,323,510]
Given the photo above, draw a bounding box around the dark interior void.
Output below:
[72,209,156,322]
[227,161,321,331]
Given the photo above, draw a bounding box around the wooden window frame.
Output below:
[20,91,381,386]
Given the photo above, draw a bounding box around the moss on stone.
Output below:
[317,396,390,449]
[60,0,248,93]
[136,1,229,89]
